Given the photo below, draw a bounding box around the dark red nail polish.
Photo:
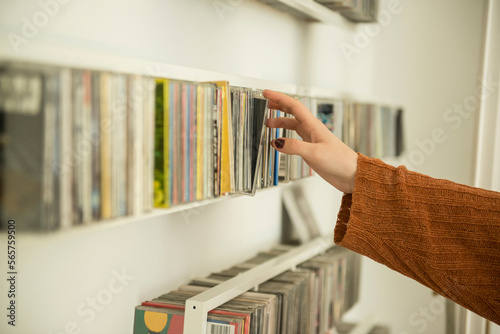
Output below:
[274,139,284,149]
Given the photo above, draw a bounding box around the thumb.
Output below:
[271,137,314,159]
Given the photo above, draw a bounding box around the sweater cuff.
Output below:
[334,152,369,245]
[334,193,352,244]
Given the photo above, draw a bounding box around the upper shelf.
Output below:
[17,175,315,241]
[258,0,357,30]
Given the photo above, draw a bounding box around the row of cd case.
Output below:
[0,62,403,231]
[153,80,276,208]
[317,99,404,159]
[134,245,361,334]
[0,63,306,231]
[0,63,155,231]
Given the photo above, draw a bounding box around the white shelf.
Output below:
[19,175,315,241]
[348,314,378,334]
[0,41,297,94]
[267,0,356,30]
[183,234,334,333]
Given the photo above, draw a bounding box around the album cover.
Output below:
[154,79,170,208]
[206,81,234,196]
[134,305,242,334]
[0,65,57,230]
[248,90,269,195]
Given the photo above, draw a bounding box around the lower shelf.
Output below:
[183,234,334,333]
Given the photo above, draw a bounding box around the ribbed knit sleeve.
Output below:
[335,153,500,325]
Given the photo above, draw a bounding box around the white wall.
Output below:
[0,0,307,84]
[371,0,486,184]
[301,22,377,98]
[343,1,488,334]
[0,0,489,333]
[475,0,500,192]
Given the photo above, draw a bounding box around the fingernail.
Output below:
[274,138,284,149]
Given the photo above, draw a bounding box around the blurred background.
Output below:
[0,0,498,333]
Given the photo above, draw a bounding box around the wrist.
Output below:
[347,150,358,193]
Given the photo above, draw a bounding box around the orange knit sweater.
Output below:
[334,154,500,325]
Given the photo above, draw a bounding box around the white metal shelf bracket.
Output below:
[182,234,334,333]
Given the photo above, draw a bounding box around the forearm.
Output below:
[335,153,500,324]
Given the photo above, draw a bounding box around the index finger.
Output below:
[263,89,314,124]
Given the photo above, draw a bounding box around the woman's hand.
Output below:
[264,89,358,194]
